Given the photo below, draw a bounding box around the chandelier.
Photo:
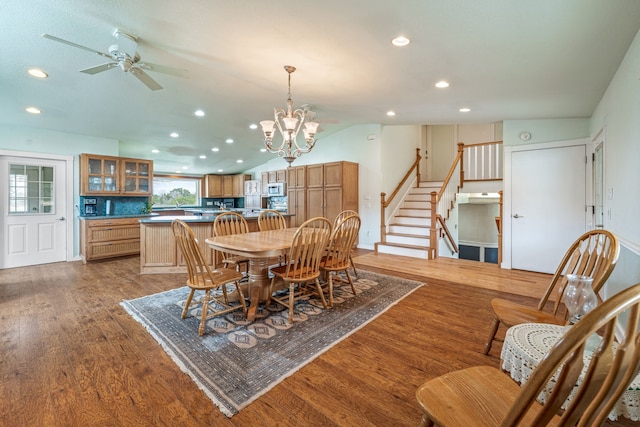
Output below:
[260,65,319,165]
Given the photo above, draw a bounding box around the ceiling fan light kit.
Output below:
[41,28,186,91]
[260,65,320,165]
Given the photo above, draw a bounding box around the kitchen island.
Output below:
[138,213,292,274]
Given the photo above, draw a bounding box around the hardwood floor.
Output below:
[0,252,634,426]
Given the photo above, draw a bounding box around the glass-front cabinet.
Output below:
[80,154,153,196]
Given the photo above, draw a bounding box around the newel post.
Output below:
[458,142,465,186]
[380,192,387,243]
[415,148,421,187]
[429,191,438,259]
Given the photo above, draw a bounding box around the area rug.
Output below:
[121,270,424,417]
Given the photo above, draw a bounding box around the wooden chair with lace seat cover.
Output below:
[267,217,332,323]
[417,281,640,427]
[258,209,288,266]
[333,209,360,278]
[213,211,250,276]
[172,219,247,336]
[320,213,361,306]
[483,229,620,355]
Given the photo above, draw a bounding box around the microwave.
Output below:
[266,182,285,196]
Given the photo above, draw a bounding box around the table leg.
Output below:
[246,257,271,321]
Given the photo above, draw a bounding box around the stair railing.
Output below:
[379,148,421,243]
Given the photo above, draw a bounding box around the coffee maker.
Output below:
[83,198,97,216]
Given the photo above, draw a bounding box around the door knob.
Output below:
[512,214,524,218]
[58,216,66,221]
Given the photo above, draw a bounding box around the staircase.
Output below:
[375,181,443,259]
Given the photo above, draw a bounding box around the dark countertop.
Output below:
[139,213,293,224]
[79,214,159,220]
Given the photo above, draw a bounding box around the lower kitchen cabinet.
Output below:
[79,217,142,263]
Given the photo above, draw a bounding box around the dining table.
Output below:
[205,227,298,321]
[500,322,640,421]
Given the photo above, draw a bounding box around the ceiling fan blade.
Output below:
[80,62,119,74]
[114,30,138,57]
[137,61,188,78]
[131,68,163,91]
[41,33,113,59]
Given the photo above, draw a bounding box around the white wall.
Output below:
[589,29,640,299]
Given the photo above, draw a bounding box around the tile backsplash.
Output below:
[79,196,150,216]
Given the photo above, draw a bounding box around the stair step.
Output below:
[386,233,430,246]
[375,242,430,259]
[388,224,430,236]
[398,208,431,217]
[393,216,431,226]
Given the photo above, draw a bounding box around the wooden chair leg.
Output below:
[288,283,295,323]
[182,288,196,319]
[345,270,356,296]
[483,316,501,355]
[199,290,211,336]
[327,273,334,307]
[420,413,434,427]
[314,278,328,309]
[349,255,358,278]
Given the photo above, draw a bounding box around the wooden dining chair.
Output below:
[320,213,361,306]
[213,211,250,276]
[258,209,288,266]
[267,217,332,323]
[483,229,620,355]
[333,209,360,278]
[417,281,640,427]
[258,209,287,231]
[172,219,247,336]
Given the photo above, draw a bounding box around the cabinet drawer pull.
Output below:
[104,227,113,230]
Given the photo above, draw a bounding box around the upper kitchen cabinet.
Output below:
[205,174,223,197]
[287,165,306,189]
[80,154,152,196]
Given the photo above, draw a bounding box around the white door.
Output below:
[511,144,586,273]
[1,156,67,268]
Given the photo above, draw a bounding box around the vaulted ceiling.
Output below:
[2,0,640,174]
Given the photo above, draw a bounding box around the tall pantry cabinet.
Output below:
[305,161,358,223]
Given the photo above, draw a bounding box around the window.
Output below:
[152,175,201,207]
[9,164,54,214]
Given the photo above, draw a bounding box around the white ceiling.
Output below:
[2,0,640,175]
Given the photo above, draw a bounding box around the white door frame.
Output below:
[0,150,74,265]
[502,138,591,270]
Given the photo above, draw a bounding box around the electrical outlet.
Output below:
[206,201,213,206]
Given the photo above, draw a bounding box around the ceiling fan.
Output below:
[41,29,187,91]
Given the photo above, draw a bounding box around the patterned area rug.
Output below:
[121,270,424,417]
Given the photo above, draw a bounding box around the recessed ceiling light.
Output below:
[260,148,267,152]
[217,169,223,172]
[236,159,243,163]
[182,166,188,170]
[226,138,234,144]
[392,36,410,47]
[151,149,159,153]
[175,170,181,173]
[435,81,450,88]
[459,107,471,113]
[194,109,205,117]
[25,106,41,114]
[170,132,179,138]
[27,68,48,78]
[211,147,219,152]
[199,155,206,159]
[249,123,258,130]
[386,110,396,117]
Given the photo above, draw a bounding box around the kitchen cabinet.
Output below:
[288,187,306,227]
[305,161,358,222]
[223,175,234,196]
[205,174,223,197]
[261,172,269,195]
[233,174,250,197]
[80,154,152,196]
[244,179,261,209]
[276,169,286,183]
[287,165,306,188]
[79,217,141,262]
